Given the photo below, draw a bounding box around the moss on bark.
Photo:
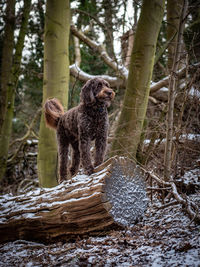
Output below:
[37,0,70,187]
[111,0,165,160]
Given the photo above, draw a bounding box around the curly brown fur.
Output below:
[44,98,64,129]
[44,78,115,183]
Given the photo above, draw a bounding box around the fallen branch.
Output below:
[0,156,148,243]
[150,62,200,94]
[70,64,125,88]
[155,200,179,209]
[145,170,200,223]
[70,25,128,79]
[147,187,171,191]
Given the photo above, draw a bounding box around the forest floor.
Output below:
[0,139,200,266]
[0,194,199,267]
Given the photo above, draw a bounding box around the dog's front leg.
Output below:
[79,136,94,175]
[94,132,107,167]
[70,141,80,176]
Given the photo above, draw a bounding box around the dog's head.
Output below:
[80,78,115,106]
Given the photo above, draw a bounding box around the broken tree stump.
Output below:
[0,156,148,243]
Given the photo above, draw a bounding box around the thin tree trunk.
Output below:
[111,0,165,160]
[37,0,70,187]
[73,36,81,67]
[167,0,184,70]
[124,30,134,68]
[0,0,15,134]
[0,0,31,180]
[102,0,115,57]
[164,0,188,181]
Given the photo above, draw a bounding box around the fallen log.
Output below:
[0,156,148,243]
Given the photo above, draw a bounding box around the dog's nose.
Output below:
[106,90,113,96]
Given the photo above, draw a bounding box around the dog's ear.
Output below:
[80,79,97,105]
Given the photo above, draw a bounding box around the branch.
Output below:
[73,36,81,67]
[70,64,125,87]
[8,109,41,163]
[70,25,200,97]
[145,170,200,224]
[150,62,200,94]
[10,108,41,147]
[171,182,200,222]
[72,8,106,30]
[0,157,148,243]
[150,66,186,94]
[70,25,128,80]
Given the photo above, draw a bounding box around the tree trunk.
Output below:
[167,0,184,70]
[164,0,188,181]
[0,157,148,243]
[0,0,15,134]
[102,0,115,57]
[184,0,200,63]
[111,0,165,160]
[37,0,70,188]
[0,0,31,181]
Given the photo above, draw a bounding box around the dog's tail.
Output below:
[44,98,64,129]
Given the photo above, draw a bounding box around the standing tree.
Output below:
[167,0,184,70]
[164,0,188,181]
[184,0,200,63]
[0,0,15,135]
[111,0,165,160]
[37,0,70,187]
[0,0,31,180]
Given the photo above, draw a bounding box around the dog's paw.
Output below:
[85,166,94,176]
[69,167,77,177]
[94,160,103,168]
[58,175,68,184]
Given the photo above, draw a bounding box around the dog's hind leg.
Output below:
[57,128,69,183]
[70,141,80,176]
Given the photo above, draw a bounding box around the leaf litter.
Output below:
[0,191,199,267]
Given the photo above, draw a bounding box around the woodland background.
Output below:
[0,0,199,191]
[0,0,200,266]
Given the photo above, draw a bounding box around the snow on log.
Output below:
[0,156,148,243]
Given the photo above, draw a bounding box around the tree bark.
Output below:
[167,0,184,70]
[102,0,115,57]
[0,0,15,135]
[0,157,148,243]
[0,0,31,181]
[37,0,70,188]
[164,0,188,181]
[111,0,165,159]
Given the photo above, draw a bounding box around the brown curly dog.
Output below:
[44,78,115,183]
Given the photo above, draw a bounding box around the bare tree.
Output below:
[164,0,188,181]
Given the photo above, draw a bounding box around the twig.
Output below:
[10,108,41,147]
[150,63,200,94]
[147,187,171,191]
[155,200,179,209]
[144,169,200,224]
[8,109,41,163]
